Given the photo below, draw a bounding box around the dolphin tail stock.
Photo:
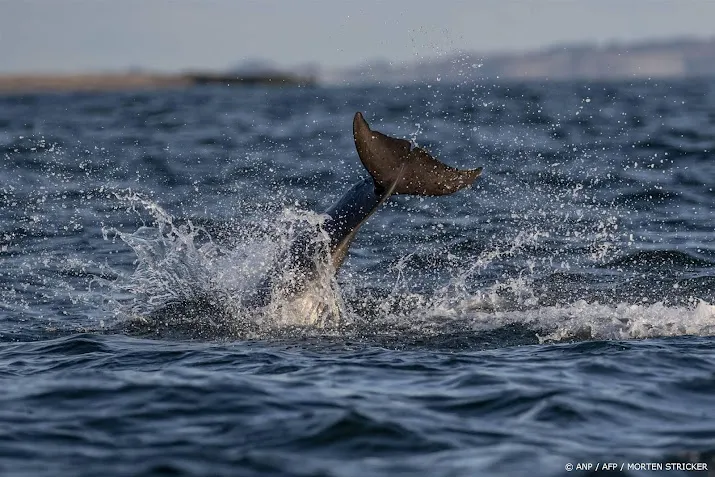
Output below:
[352,111,482,196]
[327,167,402,270]
[327,113,482,270]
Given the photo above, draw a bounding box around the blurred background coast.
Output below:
[1,0,714,94]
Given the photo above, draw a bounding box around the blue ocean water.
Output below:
[1,80,715,476]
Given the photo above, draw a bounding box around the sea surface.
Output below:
[1,79,715,476]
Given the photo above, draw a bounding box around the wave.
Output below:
[425,296,715,344]
[78,191,715,347]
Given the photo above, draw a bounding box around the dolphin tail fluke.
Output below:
[352,112,482,196]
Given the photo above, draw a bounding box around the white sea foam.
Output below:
[102,190,715,343]
[102,190,346,331]
[424,294,715,343]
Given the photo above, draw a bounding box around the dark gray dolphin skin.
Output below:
[248,112,482,309]
[139,112,482,331]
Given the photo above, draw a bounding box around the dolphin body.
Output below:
[133,112,481,333]
[243,112,482,324]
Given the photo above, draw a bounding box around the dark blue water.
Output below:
[1,80,715,476]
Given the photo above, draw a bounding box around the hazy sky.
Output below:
[1,0,713,74]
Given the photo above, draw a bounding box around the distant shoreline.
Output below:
[0,72,316,95]
[3,37,714,94]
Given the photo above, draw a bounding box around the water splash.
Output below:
[97,190,347,337]
[91,182,715,344]
[348,216,715,344]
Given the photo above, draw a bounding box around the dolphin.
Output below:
[132,112,481,334]
[243,112,482,324]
